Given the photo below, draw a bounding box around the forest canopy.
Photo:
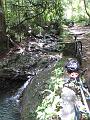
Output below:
[3,0,63,38]
[0,0,90,43]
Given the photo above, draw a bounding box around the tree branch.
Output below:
[83,0,90,18]
[10,3,46,29]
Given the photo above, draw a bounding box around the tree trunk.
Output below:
[83,0,90,23]
[0,0,7,52]
[0,0,6,32]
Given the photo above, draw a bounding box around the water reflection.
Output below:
[0,79,25,120]
[0,93,21,120]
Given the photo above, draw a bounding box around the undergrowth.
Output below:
[36,59,64,120]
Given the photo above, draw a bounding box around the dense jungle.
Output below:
[0,0,90,120]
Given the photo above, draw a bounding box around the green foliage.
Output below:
[3,0,90,39]
[36,60,64,120]
[62,0,90,25]
[76,16,89,25]
[3,0,63,39]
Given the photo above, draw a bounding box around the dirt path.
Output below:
[68,25,90,89]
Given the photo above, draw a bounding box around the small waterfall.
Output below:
[8,54,62,103]
[10,76,33,102]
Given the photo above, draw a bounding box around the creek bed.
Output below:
[0,79,26,120]
[0,93,21,120]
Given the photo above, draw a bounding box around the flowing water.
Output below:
[1,25,90,119]
[0,75,34,120]
[0,90,21,120]
[0,53,60,120]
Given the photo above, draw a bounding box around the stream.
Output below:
[0,31,61,120]
[0,76,34,120]
[0,56,60,120]
[0,87,21,120]
[0,25,90,120]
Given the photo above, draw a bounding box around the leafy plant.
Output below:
[36,61,64,120]
[3,0,63,39]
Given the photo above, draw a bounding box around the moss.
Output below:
[21,58,64,120]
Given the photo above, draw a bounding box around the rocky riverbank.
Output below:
[0,32,63,90]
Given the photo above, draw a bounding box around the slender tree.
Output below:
[0,0,6,32]
[0,0,7,50]
[83,0,90,23]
